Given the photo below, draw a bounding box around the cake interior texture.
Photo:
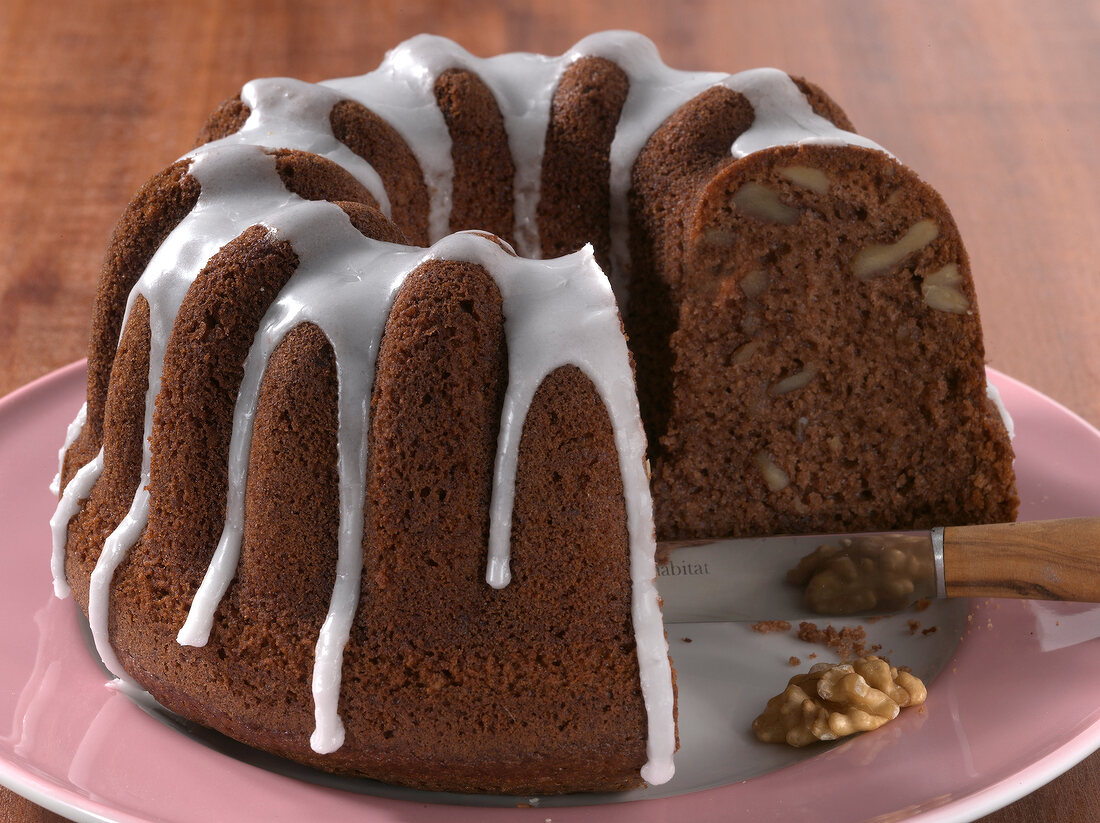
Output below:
[50,32,1017,794]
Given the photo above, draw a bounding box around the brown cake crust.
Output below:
[628,85,757,456]
[270,149,380,209]
[340,263,645,792]
[791,76,856,132]
[539,56,629,271]
[195,95,251,146]
[197,94,433,245]
[64,160,200,488]
[62,146,651,791]
[84,251,648,794]
[330,100,431,245]
[64,295,151,608]
[336,200,408,243]
[63,147,387,498]
[434,68,515,242]
[100,227,304,740]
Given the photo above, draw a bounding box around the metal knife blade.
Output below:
[655,517,1100,623]
[656,530,938,623]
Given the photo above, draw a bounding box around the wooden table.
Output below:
[0,1,1096,820]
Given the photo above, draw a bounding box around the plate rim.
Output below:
[1,361,1098,823]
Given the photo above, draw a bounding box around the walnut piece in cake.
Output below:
[851,219,939,280]
[730,182,800,224]
[752,656,927,747]
[921,263,971,314]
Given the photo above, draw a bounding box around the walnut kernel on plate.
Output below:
[752,656,927,747]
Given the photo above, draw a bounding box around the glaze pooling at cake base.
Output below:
[51,30,1015,794]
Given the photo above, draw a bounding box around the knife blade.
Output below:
[656,517,1100,623]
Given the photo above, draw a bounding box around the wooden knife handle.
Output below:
[943,517,1100,601]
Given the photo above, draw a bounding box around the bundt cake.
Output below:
[49,31,1017,794]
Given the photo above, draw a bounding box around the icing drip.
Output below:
[73,146,311,685]
[326,35,566,255]
[49,444,101,598]
[478,241,642,590]
[88,486,148,690]
[725,67,886,158]
[232,78,393,219]
[49,401,86,497]
[49,31,892,787]
[161,146,672,763]
[570,33,725,306]
[284,31,883,286]
[324,43,453,242]
[177,31,884,314]
[986,378,1015,440]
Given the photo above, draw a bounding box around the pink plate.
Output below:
[1,363,1098,823]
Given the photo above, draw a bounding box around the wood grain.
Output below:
[944,518,1100,601]
[0,1,1097,821]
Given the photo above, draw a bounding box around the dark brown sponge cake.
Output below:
[51,31,1015,795]
[53,135,673,793]
[100,243,652,792]
[538,56,630,272]
[634,135,1017,539]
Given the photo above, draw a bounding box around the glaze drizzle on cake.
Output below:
[50,31,1017,794]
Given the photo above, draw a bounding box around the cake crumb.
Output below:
[921,626,938,636]
[681,637,693,643]
[752,620,792,633]
[908,619,921,635]
[796,621,870,660]
[789,656,801,666]
[914,598,932,612]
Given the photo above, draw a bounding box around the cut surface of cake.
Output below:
[50,31,1016,794]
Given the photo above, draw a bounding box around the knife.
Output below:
[656,517,1100,623]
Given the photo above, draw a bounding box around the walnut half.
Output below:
[787,534,936,614]
[752,656,927,747]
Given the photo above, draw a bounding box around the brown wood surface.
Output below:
[944,518,1100,602]
[0,1,1096,820]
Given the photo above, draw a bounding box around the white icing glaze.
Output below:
[725,68,885,159]
[233,78,392,218]
[986,378,1015,440]
[50,401,86,497]
[50,443,101,598]
[326,36,568,256]
[48,31,890,787]
[230,31,881,302]
[570,32,725,304]
[88,484,149,691]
